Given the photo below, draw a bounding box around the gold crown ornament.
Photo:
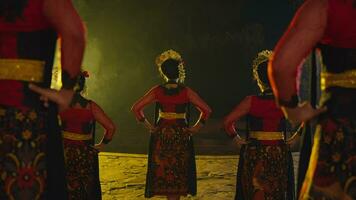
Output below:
[252,50,273,92]
[155,49,185,83]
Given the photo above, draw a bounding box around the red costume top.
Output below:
[248,95,285,132]
[60,107,95,145]
[318,0,356,117]
[321,0,356,48]
[247,95,286,145]
[271,0,356,100]
[156,85,190,127]
[0,0,56,109]
[60,108,95,134]
[134,84,210,127]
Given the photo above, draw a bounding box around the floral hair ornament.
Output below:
[252,50,273,92]
[155,49,186,83]
[81,70,89,78]
[73,70,89,92]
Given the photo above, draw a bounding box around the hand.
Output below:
[281,102,327,124]
[286,123,304,145]
[223,121,237,136]
[29,84,74,109]
[143,120,158,133]
[233,135,247,146]
[286,134,300,146]
[94,143,105,152]
[184,123,203,135]
[148,126,159,133]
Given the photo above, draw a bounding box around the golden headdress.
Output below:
[252,50,273,92]
[155,49,185,83]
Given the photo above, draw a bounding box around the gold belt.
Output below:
[158,111,186,120]
[0,59,45,82]
[249,131,285,140]
[62,131,92,141]
[321,69,356,90]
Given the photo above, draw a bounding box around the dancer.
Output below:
[0,0,85,199]
[224,50,298,200]
[131,50,211,200]
[29,71,116,200]
[268,0,355,199]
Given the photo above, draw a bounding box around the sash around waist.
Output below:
[0,59,46,108]
[249,131,285,140]
[62,131,92,141]
[321,69,356,90]
[158,111,186,120]
[0,59,45,83]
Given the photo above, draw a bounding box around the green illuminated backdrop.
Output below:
[72,0,302,153]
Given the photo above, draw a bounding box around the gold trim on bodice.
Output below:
[158,111,186,120]
[249,131,285,140]
[62,131,92,141]
[321,69,356,90]
[0,59,45,83]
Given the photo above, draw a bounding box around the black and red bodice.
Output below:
[247,95,287,145]
[248,95,286,132]
[0,0,57,109]
[318,0,356,118]
[321,0,356,48]
[60,106,95,145]
[154,85,190,127]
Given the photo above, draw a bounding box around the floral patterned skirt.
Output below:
[0,106,48,200]
[300,116,356,200]
[145,126,197,198]
[299,88,356,200]
[236,141,295,200]
[63,139,101,200]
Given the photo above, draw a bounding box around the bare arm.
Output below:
[268,0,328,102]
[91,101,116,142]
[28,83,74,111]
[186,87,212,126]
[223,96,251,138]
[131,86,158,122]
[43,0,86,78]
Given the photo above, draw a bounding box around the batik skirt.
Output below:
[298,87,356,200]
[0,105,48,200]
[145,126,197,198]
[236,140,295,200]
[300,115,355,200]
[63,139,102,200]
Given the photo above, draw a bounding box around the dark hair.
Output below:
[253,61,271,93]
[75,74,86,93]
[257,62,270,86]
[0,0,28,22]
[160,59,180,80]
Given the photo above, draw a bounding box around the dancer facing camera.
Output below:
[29,71,116,200]
[132,50,211,200]
[224,50,299,200]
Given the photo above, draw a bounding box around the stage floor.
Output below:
[99,152,300,200]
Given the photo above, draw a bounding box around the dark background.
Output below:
[73,0,304,154]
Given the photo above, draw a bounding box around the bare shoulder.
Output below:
[185,87,200,99]
[292,0,328,31]
[184,86,192,91]
[89,100,103,112]
[184,86,196,94]
[299,0,328,18]
[302,0,328,8]
[243,95,253,103]
[146,84,161,93]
